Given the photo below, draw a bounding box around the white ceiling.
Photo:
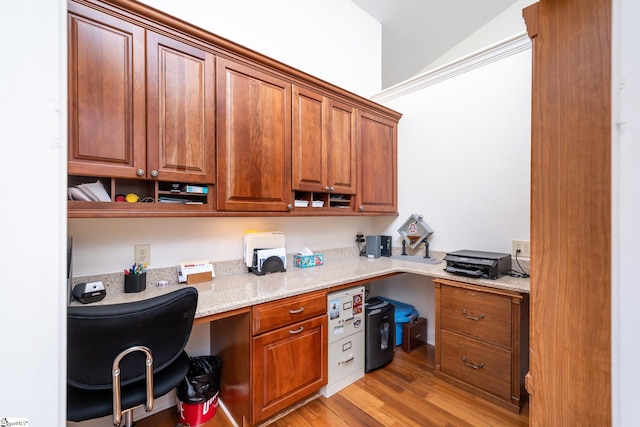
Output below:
[350,0,520,88]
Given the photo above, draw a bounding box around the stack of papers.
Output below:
[294,200,309,207]
[68,181,111,202]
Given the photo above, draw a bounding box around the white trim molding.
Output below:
[372,32,532,103]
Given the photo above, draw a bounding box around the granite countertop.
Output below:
[72,248,530,319]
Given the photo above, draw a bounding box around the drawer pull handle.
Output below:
[461,356,484,370]
[289,326,304,334]
[289,307,305,314]
[339,355,354,365]
[462,309,484,321]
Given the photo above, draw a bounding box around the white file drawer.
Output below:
[321,331,364,397]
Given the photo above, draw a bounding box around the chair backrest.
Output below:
[67,287,198,390]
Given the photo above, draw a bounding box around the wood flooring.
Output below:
[138,345,529,427]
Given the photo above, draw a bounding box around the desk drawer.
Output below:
[252,290,327,335]
[440,330,511,401]
[440,285,512,348]
[252,314,327,421]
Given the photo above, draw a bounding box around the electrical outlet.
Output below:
[135,244,150,265]
[512,240,530,258]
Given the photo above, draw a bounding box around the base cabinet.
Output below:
[251,290,328,423]
[434,278,529,413]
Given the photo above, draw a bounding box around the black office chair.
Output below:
[67,287,198,426]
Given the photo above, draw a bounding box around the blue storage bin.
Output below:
[377,297,418,346]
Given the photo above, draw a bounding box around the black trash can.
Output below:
[365,297,395,372]
[176,355,222,426]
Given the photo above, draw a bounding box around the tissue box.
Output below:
[293,253,324,268]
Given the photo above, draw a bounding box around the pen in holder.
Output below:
[124,263,147,293]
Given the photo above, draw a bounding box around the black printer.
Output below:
[443,250,511,280]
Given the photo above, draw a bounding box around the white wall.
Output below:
[69,217,374,275]
[376,45,532,255]
[0,0,66,425]
[612,0,640,424]
[420,0,536,74]
[363,33,532,348]
[138,0,382,98]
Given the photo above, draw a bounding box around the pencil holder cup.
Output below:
[125,272,146,293]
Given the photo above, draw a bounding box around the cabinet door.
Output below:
[356,110,397,213]
[67,2,146,178]
[252,315,327,422]
[146,31,215,184]
[327,99,357,194]
[216,57,292,211]
[292,86,325,192]
[292,88,356,194]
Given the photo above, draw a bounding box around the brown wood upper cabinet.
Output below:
[146,31,215,184]
[67,2,146,179]
[292,86,357,195]
[356,109,398,213]
[216,57,292,211]
[68,2,215,184]
[67,0,401,217]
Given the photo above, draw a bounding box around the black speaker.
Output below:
[380,235,391,257]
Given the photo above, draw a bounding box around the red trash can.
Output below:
[177,391,218,426]
[176,355,222,426]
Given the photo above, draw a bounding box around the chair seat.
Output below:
[67,350,189,422]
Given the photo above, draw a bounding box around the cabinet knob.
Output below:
[329,186,335,191]
[136,169,145,177]
[324,186,330,191]
[287,203,293,210]
[358,205,364,211]
[150,169,159,178]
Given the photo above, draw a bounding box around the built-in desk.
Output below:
[71,248,529,424]
[78,249,528,318]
